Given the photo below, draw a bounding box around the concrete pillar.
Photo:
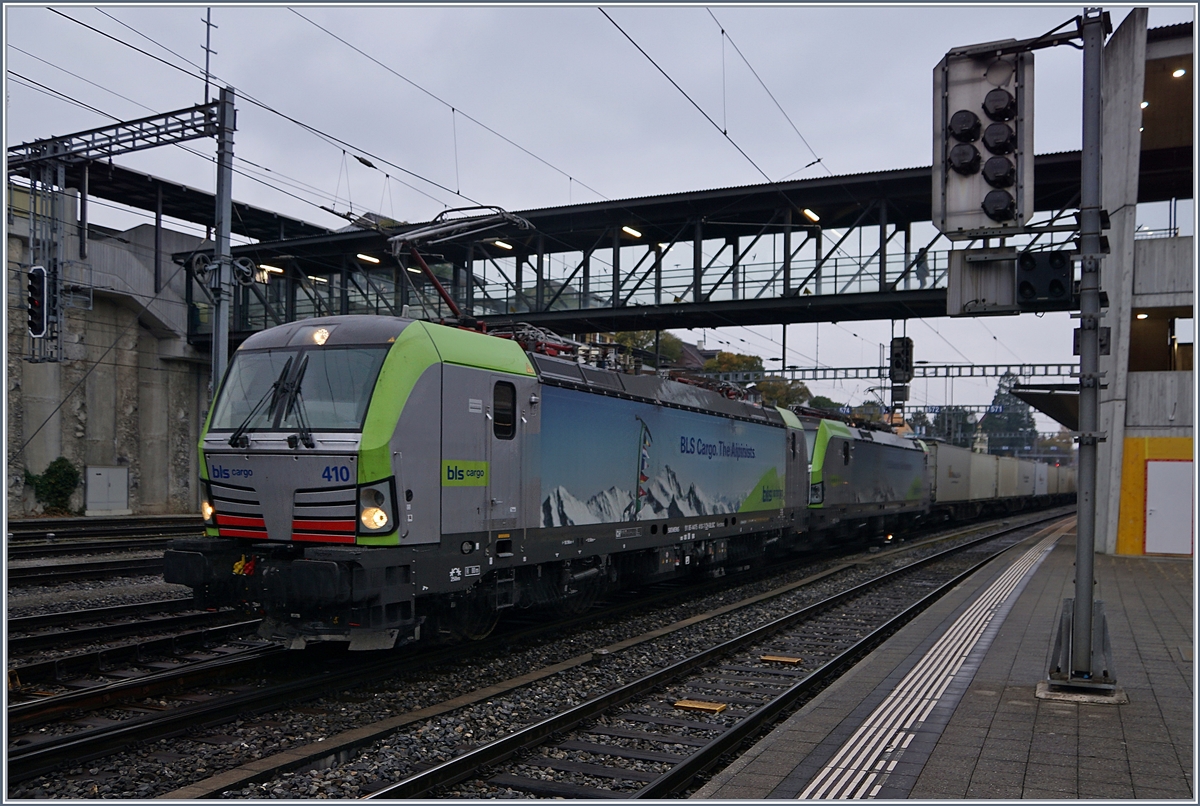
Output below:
[1096,8,1147,555]
[138,329,168,512]
[85,305,118,468]
[22,362,61,475]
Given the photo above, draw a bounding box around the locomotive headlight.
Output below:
[357,479,396,534]
[361,507,389,530]
[201,498,215,524]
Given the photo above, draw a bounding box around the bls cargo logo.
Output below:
[209,464,252,479]
[442,460,489,486]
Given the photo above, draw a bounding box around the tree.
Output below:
[931,406,977,448]
[611,330,683,365]
[25,457,81,514]
[1037,427,1076,466]
[702,351,763,373]
[757,378,812,409]
[807,395,845,413]
[908,409,932,436]
[979,372,1038,456]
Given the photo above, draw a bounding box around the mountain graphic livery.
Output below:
[542,465,740,527]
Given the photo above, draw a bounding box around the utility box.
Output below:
[947,249,1020,316]
[86,466,131,516]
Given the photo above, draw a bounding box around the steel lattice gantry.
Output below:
[177,145,1191,346]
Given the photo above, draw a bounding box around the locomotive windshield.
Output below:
[210,346,389,432]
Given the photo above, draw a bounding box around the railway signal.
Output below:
[1017,250,1075,311]
[933,46,1034,239]
[889,336,914,384]
[27,265,49,339]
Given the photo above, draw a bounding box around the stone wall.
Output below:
[7,216,207,516]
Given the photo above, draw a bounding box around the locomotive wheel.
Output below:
[561,575,604,615]
[451,593,500,641]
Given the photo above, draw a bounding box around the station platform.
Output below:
[695,517,1194,800]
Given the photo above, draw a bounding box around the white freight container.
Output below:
[998,456,1020,499]
[929,442,972,503]
[1015,459,1037,497]
[969,452,998,501]
[1034,462,1049,496]
[1061,466,1077,493]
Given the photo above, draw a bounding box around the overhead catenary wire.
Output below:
[7,43,382,212]
[35,4,845,299]
[45,8,478,210]
[704,8,830,179]
[976,319,1025,362]
[289,8,608,203]
[5,68,356,225]
[918,318,976,365]
[10,41,452,229]
[599,7,772,184]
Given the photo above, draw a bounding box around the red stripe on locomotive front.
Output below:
[216,514,266,528]
[291,519,356,534]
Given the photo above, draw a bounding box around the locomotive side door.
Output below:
[486,375,523,535]
[785,427,808,518]
[440,365,490,538]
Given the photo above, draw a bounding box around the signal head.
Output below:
[981,189,1016,222]
[948,143,982,175]
[982,156,1016,188]
[982,122,1017,155]
[948,109,981,142]
[982,88,1017,121]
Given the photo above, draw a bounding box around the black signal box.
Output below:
[1017,251,1075,312]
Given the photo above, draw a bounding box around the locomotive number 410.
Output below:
[322,465,352,483]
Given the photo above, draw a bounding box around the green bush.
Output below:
[26,457,81,513]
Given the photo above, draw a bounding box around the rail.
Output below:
[365,514,1067,798]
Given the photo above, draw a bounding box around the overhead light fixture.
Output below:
[493,240,513,250]
[406,266,422,274]
[259,264,284,274]
[802,208,820,223]
[1173,68,1187,78]
[659,243,672,251]
[1136,313,1149,320]
[356,253,380,264]
[306,275,328,284]
[622,226,642,238]
[1140,100,1149,109]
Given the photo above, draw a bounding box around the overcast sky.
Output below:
[5,4,1194,426]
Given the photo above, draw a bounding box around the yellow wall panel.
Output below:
[1117,436,1194,555]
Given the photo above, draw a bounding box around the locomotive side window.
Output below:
[804,429,818,462]
[493,382,516,439]
[842,441,851,465]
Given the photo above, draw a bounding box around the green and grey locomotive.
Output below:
[165,315,813,650]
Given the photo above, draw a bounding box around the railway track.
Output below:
[6,515,203,559]
[7,514,203,540]
[366,515,1066,798]
[7,537,181,559]
[8,600,242,654]
[5,509,1069,795]
[7,557,164,585]
[139,510,1068,800]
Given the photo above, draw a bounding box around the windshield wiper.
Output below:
[228,356,293,448]
[283,354,315,449]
